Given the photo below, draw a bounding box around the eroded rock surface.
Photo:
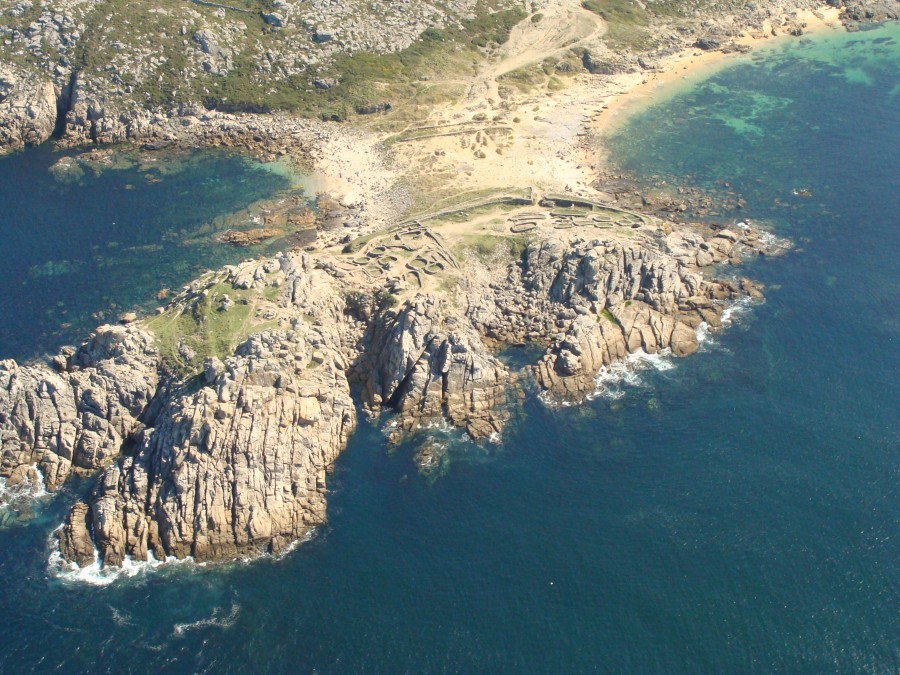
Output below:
[0,67,57,152]
[0,218,785,569]
[469,227,772,401]
[0,325,158,491]
[59,253,359,565]
[356,295,510,440]
[60,329,356,565]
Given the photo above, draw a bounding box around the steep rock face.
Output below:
[0,68,57,153]
[0,325,159,491]
[466,232,767,402]
[526,237,762,399]
[358,295,510,439]
[42,225,776,567]
[60,330,356,566]
[59,254,358,566]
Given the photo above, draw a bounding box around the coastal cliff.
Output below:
[0,325,158,492]
[0,0,891,570]
[0,66,58,152]
[0,200,787,567]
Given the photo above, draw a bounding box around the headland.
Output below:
[0,0,895,569]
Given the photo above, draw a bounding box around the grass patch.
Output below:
[145,282,277,373]
[342,232,379,254]
[203,6,527,119]
[598,308,621,326]
[455,234,530,261]
[581,0,649,26]
[581,0,652,51]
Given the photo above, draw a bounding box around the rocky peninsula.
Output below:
[0,0,894,569]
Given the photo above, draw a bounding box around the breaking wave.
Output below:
[0,464,48,507]
[48,539,200,587]
[173,601,241,637]
[587,348,677,401]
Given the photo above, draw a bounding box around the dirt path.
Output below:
[315,1,844,235]
[461,1,605,106]
[489,1,604,79]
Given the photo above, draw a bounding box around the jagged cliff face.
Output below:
[0,66,58,152]
[59,253,359,566]
[469,229,768,401]
[0,218,784,568]
[60,329,357,566]
[0,325,158,491]
[356,295,511,440]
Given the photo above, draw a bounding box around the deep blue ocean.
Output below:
[0,146,298,361]
[0,24,897,673]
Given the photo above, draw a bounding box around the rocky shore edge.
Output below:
[1,204,788,568]
[0,0,895,573]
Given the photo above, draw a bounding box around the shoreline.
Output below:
[585,7,846,171]
[0,2,887,571]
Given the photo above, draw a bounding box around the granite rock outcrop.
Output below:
[0,325,158,492]
[0,67,57,152]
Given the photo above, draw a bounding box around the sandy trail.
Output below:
[459,1,604,107]
[489,1,604,78]
[311,2,845,232]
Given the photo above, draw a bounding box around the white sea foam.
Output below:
[173,601,241,636]
[587,348,676,401]
[421,417,455,434]
[720,296,754,325]
[48,524,325,584]
[253,528,319,564]
[0,464,48,507]
[695,321,712,347]
[48,541,199,587]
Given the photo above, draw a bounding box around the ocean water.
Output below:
[0,146,300,361]
[1,24,898,673]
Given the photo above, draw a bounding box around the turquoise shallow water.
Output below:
[0,24,898,673]
[0,146,297,361]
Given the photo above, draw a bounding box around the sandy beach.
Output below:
[312,3,847,226]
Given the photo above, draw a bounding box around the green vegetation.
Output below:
[581,0,652,51]
[599,308,620,325]
[375,289,400,310]
[581,0,649,26]
[145,282,278,373]
[3,0,526,121]
[455,234,530,261]
[342,232,379,254]
[203,6,527,119]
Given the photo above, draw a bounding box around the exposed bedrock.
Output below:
[0,325,159,492]
[469,230,767,401]
[0,68,58,153]
[60,330,357,566]
[355,295,511,440]
[60,254,359,566]
[26,225,777,567]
